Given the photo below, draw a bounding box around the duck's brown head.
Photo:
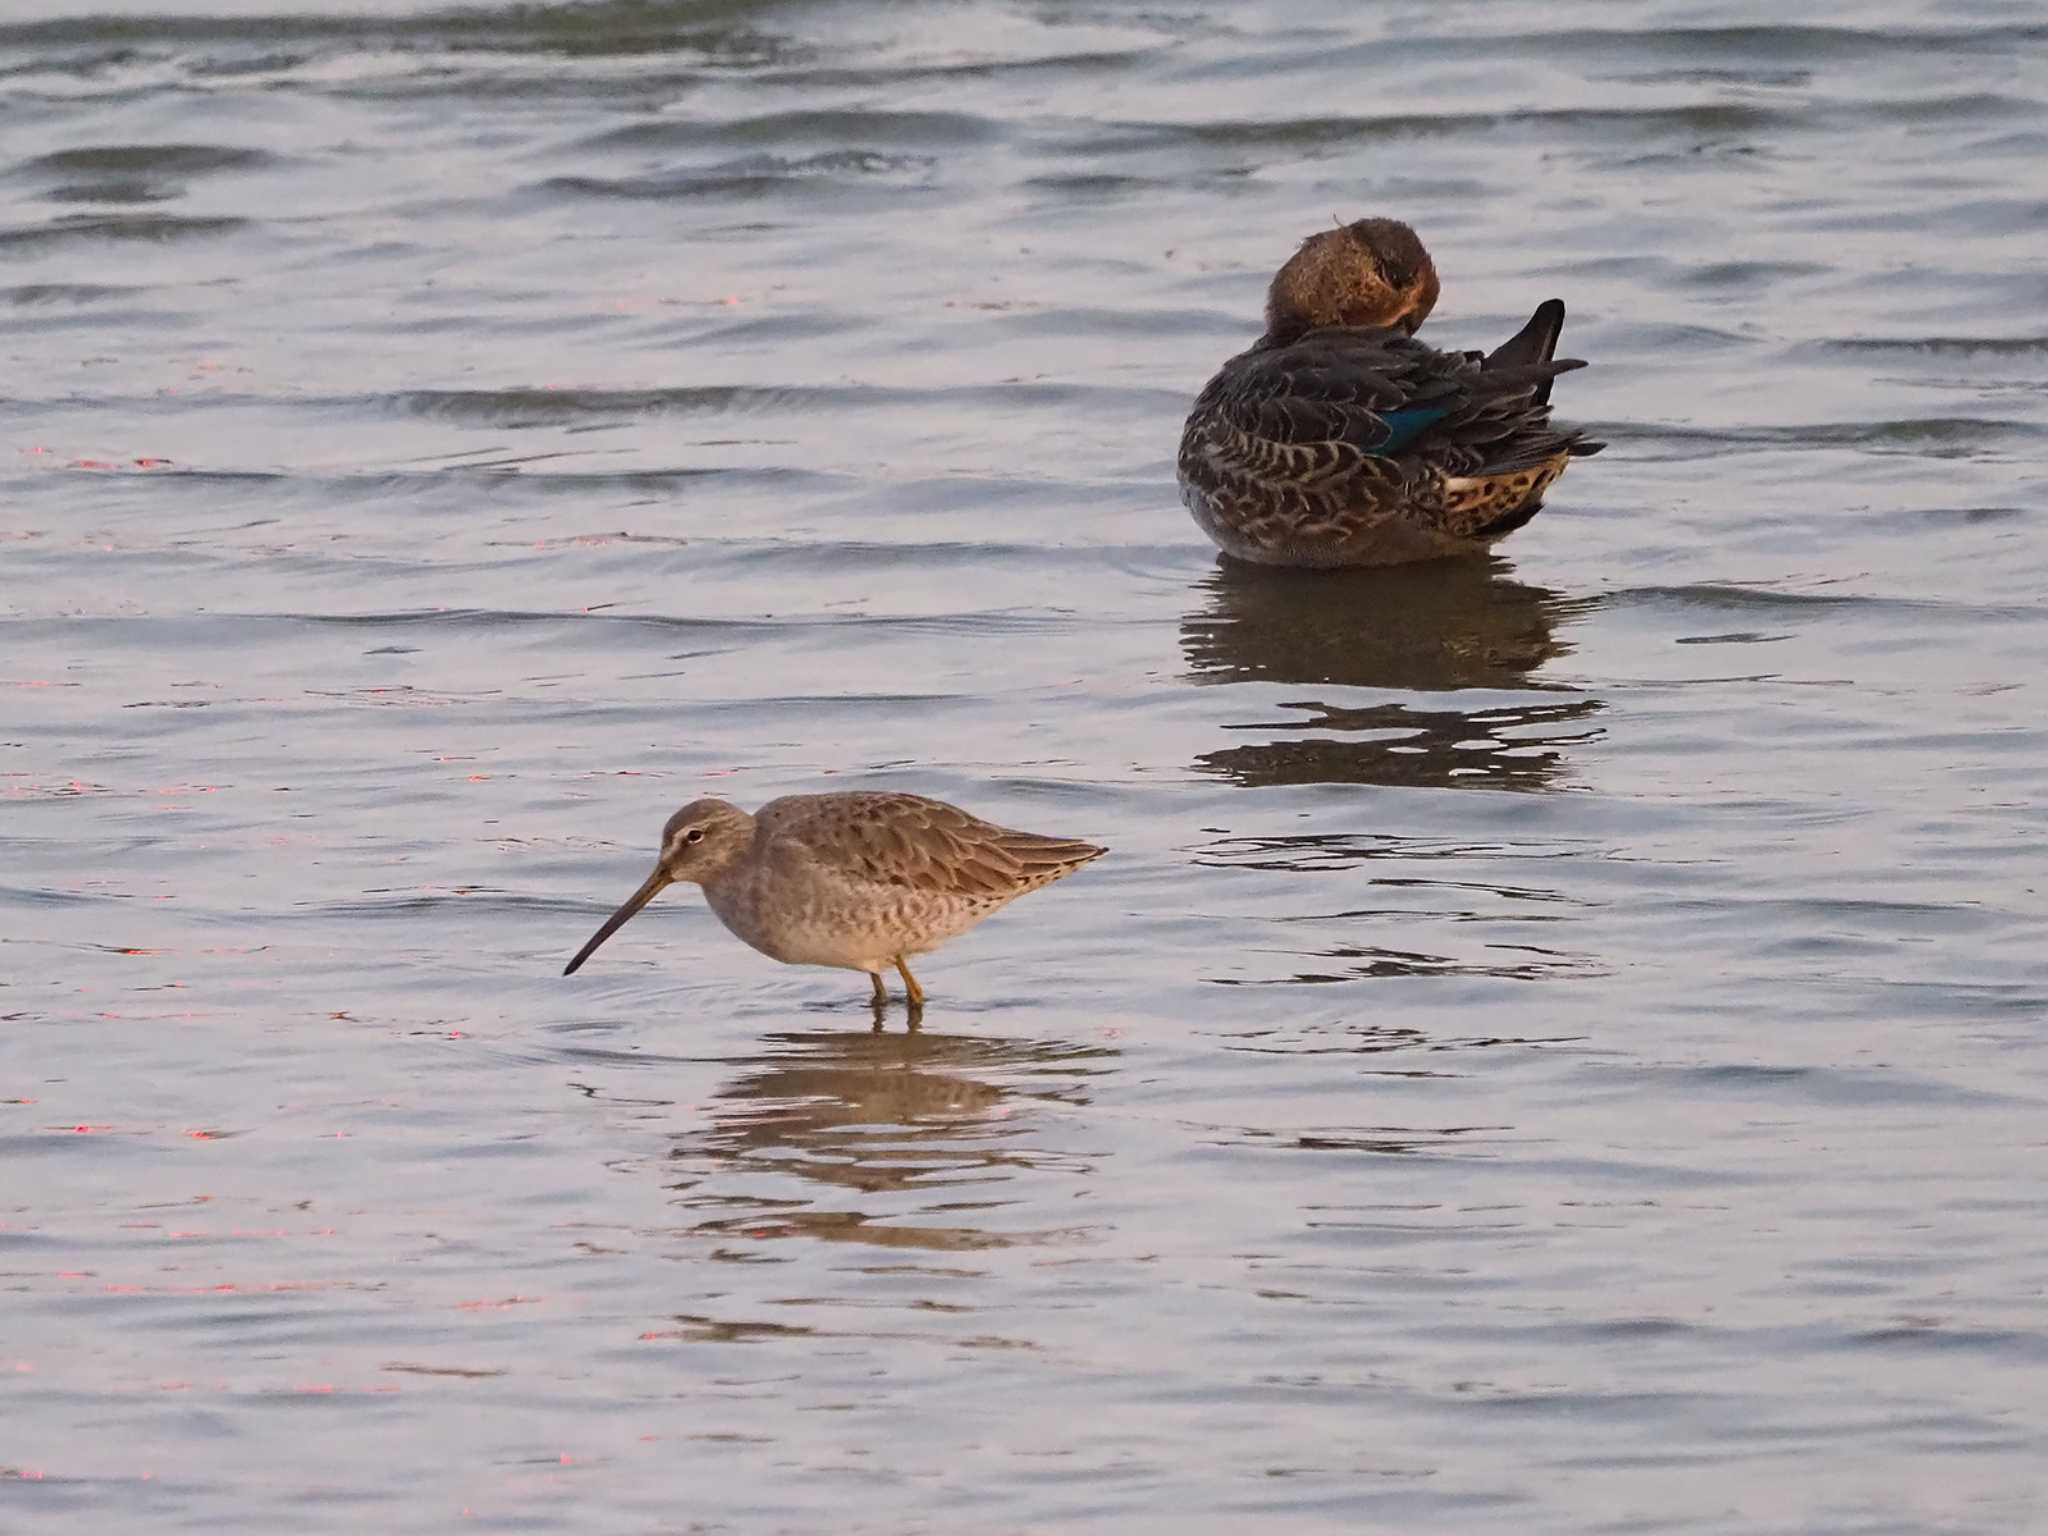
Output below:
[1263,217,1440,342]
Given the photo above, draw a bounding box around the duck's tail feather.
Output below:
[1486,299,1574,406]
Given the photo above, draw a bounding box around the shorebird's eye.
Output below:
[685,828,705,845]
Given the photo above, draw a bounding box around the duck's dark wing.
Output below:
[1181,327,1437,484]
[1182,320,1594,496]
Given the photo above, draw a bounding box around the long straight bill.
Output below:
[563,869,671,976]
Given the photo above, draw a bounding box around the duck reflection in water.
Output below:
[1181,557,1602,790]
[671,1026,1113,1253]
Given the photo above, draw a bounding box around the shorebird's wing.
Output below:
[762,793,1103,901]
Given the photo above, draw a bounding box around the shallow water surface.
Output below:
[5,1,2048,1531]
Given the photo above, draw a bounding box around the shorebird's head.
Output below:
[561,798,755,976]
[1264,217,1439,341]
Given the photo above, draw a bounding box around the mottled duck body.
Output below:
[1179,217,1603,567]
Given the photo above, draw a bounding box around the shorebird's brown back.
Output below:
[758,792,1104,900]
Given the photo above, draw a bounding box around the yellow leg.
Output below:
[893,955,926,1012]
[869,970,888,1006]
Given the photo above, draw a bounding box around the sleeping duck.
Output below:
[1178,217,1602,567]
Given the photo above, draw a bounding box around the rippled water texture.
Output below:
[6,1,2048,1530]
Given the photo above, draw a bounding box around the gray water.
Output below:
[6,1,2048,1530]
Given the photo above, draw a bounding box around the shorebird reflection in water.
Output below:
[1181,558,1603,790]
[692,1028,1112,1204]
[562,792,1104,1022]
[656,1027,1117,1257]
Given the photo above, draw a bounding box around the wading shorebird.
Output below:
[1178,216,1603,567]
[562,792,1105,1019]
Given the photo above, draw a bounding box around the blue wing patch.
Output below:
[1375,405,1452,453]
